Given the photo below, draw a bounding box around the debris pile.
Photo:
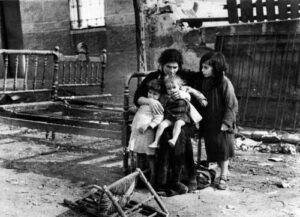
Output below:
[236,128,300,154]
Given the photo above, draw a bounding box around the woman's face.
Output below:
[202,62,213,78]
[162,62,179,76]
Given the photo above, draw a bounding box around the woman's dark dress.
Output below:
[194,75,238,162]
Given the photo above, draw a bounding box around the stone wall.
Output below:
[145,2,300,73]
[20,0,70,52]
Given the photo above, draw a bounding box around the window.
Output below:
[69,0,105,29]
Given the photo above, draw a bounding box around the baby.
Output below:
[149,75,202,148]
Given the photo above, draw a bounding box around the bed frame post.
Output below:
[123,76,130,174]
[100,49,107,94]
[52,46,60,100]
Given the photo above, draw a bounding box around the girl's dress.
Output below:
[128,104,163,156]
[199,76,238,162]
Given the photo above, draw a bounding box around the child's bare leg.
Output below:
[149,120,172,148]
[168,120,185,147]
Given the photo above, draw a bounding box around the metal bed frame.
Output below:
[0,47,123,140]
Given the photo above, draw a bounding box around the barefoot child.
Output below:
[149,75,202,148]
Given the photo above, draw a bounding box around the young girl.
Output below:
[189,51,238,190]
[128,79,163,186]
[149,75,202,148]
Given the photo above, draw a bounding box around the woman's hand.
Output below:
[200,99,208,107]
[138,96,164,115]
[149,98,164,115]
[221,123,229,131]
[139,124,149,133]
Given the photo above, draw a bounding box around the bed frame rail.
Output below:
[0,47,107,101]
[0,47,117,140]
[58,49,107,94]
[0,47,60,98]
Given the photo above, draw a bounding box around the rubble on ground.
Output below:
[236,128,300,154]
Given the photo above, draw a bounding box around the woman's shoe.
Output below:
[217,176,228,190]
[187,181,197,192]
[171,182,188,194]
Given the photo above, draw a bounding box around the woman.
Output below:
[188,51,238,190]
[133,49,207,194]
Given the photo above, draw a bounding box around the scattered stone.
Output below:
[268,157,283,162]
[235,137,262,150]
[269,143,282,153]
[226,205,235,210]
[261,132,281,143]
[267,191,278,195]
[6,179,19,185]
[255,144,271,153]
[249,168,257,175]
[281,143,296,155]
[281,133,300,145]
[251,130,269,140]
[238,129,300,154]
[276,181,290,188]
[253,143,296,155]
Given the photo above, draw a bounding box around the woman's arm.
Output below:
[138,96,164,114]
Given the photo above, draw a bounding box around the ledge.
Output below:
[70,27,106,35]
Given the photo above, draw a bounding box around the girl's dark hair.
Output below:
[148,79,161,93]
[158,49,183,70]
[199,51,228,85]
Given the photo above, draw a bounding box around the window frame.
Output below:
[69,0,105,30]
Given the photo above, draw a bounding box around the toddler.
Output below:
[149,75,202,148]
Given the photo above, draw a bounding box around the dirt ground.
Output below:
[0,124,299,217]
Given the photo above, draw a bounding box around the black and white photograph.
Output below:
[0,0,299,216]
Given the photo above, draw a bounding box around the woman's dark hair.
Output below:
[158,49,183,70]
[199,51,228,85]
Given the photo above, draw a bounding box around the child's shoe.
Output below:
[187,180,197,192]
[217,176,228,190]
[168,139,176,147]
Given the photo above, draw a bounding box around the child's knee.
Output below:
[160,120,171,129]
[175,120,185,127]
